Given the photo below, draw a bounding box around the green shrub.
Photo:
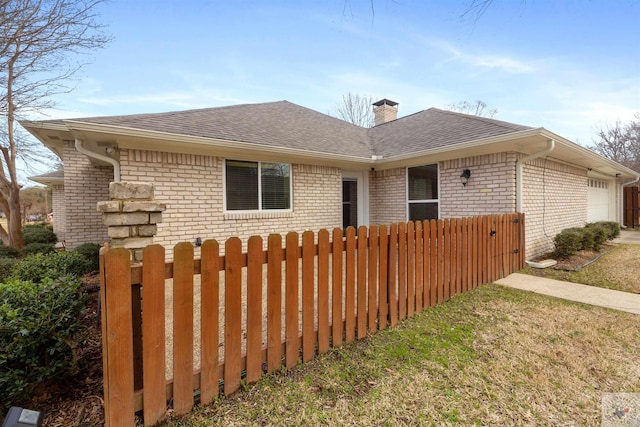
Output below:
[22,242,56,256]
[12,251,92,283]
[74,243,101,273]
[0,277,86,408]
[22,224,57,245]
[0,258,17,282]
[584,223,608,251]
[589,221,621,240]
[553,227,584,258]
[0,244,20,259]
[579,226,595,251]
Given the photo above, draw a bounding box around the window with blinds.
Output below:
[225,160,291,211]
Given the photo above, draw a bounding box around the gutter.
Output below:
[516,139,555,212]
[623,175,640,187]
[75,139,121,182]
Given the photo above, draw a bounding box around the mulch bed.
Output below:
[25,273,105,427]
[526,243,613,276]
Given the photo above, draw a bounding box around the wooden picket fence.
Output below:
[99,213,525,426]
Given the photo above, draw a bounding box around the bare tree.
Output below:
[331,92,375,127]
[446,100,497,118]
[590,114,640,172]
[0,0,110,248]
[460,0,494,22]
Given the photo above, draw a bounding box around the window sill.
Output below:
[224,210,294,220]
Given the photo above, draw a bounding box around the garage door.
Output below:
[587,179,610,222]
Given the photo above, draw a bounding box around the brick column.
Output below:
[97,182,166,262]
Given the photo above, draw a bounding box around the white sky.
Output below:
[22,0,640,183]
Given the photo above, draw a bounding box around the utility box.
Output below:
[1,407,43,427]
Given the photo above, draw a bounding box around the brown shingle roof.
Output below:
[66,101,372,158]
[33,102,533,160]
[368,108,532,158]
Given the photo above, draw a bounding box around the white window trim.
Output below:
[406,164,440,220]
[223,159,293,214]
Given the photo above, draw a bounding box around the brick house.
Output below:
[23,99,640,258]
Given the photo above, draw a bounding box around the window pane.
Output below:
[261,162,290,210]
[226,160,258,210]
[409,202,438,221]
[408,165,438,200]
[342,180,357,228]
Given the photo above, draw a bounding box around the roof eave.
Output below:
[376,127,640,179]
[28,176,63,186]
[375,128,547,168]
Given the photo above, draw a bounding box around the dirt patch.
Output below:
[530,243,613,272]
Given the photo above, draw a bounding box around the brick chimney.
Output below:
[373,99,399,126]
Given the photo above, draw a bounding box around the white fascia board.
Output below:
[543,129,640,179]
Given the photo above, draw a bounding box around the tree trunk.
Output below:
[7,184,23,249]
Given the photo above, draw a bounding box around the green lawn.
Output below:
[162,285,640,426]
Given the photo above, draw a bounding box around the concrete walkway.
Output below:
[613,229,640,244]
[495,273,640,315]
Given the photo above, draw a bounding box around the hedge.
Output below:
[0,277,86,408]
[553,221,620,258]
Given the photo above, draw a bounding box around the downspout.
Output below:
[75,139,121,182]
[516,139,555,213]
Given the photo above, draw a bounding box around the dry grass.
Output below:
[523,244,640,294]
[161,285,640,426]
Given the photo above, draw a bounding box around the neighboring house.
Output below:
[21,99,640,258]
[28,169,66,241]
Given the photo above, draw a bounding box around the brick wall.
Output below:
[62,141,111,248]
[440,153,517,217]
[369,167,407,225]
[51,183,66,242]
[370,153,590,259]
[119,149,342,252]
[522,157,587,258]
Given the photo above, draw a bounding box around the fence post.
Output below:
[100,247,135,427]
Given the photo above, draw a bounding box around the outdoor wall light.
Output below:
[195,237,202,247]
[460,169,471,186]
